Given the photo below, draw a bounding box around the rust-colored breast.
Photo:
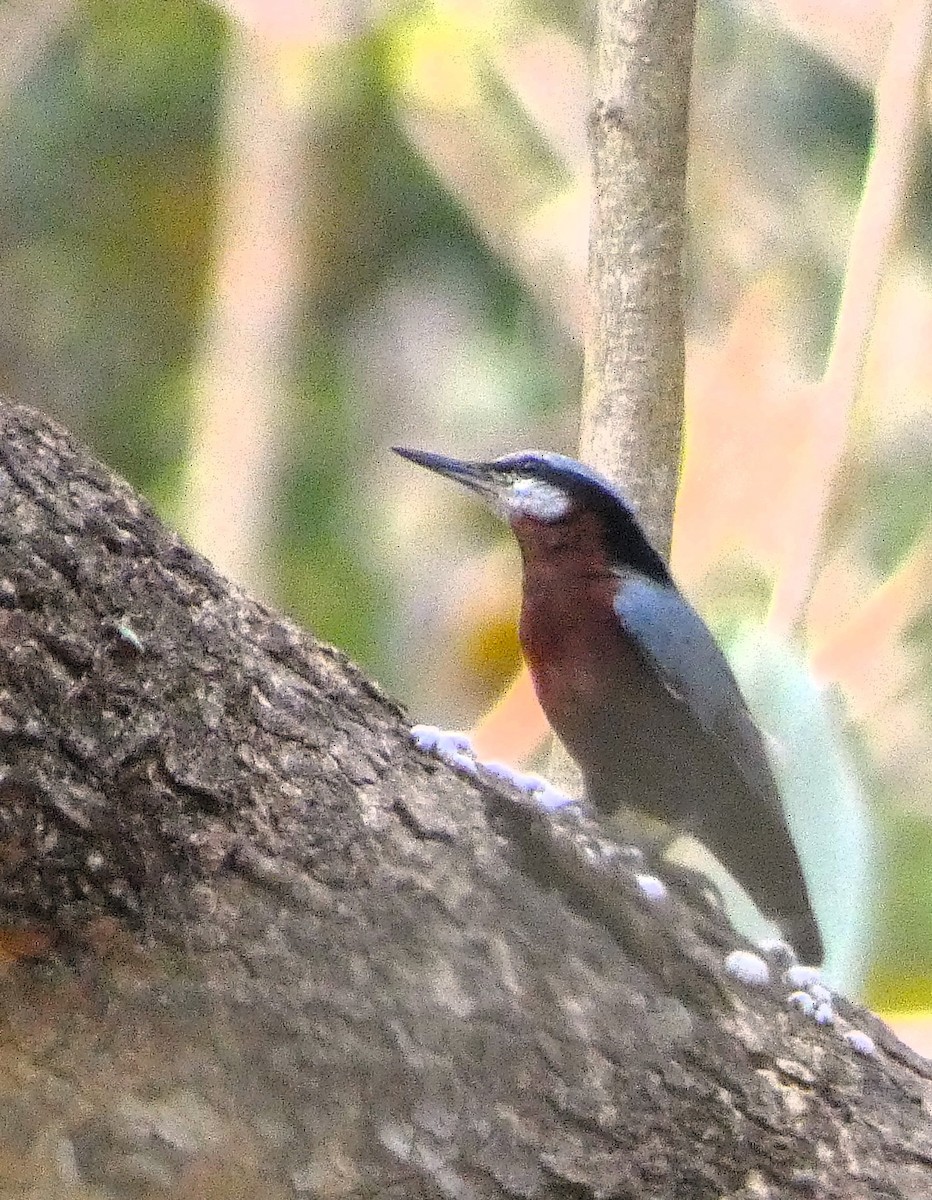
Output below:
[520,572,630,747]
[512,509,637,764]
[511,509,701,821]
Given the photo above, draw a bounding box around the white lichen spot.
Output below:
[813,1002,835,1026]
[774,1057,816,1086]
[446,751,477,777]
[782,1088,810,1118]
[742,1169,771,1197]
[635,873,668,901]
[786,991,816,1017]
[435,730,474,756]
[379,1121,476,1200]
[757,1068,810,1118]
[844,1029,876,1057]
[534,785,575,811]
[783,964,821,990]
[725,950,770,988]
[592,840,624,865]
[411,726,480,777]
[509,770,547,794]
[115,623,144,653]
[54,1138,80,1185]
[479,760,515,782]
[410,724,441,751]
[809,982,832,1005]
[378,1121,415,1163]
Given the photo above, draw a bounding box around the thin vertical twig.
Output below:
[768,0,932,635]
[580,0,697,554]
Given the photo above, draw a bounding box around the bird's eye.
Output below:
[505,477,571,522]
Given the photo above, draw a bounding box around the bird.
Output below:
[394,445,823,965]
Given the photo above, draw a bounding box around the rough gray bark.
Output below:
[580,0,695,555]
[0,397,929,1199]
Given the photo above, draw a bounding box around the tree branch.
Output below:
[0,398,929,1197]
[580,0,695,554]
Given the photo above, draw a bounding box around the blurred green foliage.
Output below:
[0,0,224,453]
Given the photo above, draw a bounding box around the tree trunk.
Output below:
[0,397,928,1199]
[580,0,695,556]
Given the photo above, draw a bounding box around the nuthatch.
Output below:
[396,447,823,965]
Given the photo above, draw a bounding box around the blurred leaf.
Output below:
[809,532,932,813]
[728,628,875,991]
[862,270,932,453]
[675,285,825,589]
[391,4,585,341]
[764,0,893,86]
[0,0,223,481]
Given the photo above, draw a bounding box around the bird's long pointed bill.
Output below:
[392,447,494,496]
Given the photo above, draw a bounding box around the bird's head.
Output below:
[393,447,672,583]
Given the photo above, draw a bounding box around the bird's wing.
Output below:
[611,574,778,809]
[612,573,822,963]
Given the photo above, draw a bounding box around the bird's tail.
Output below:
[697,792,823,966]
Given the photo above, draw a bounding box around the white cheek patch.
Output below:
[502,478,572,522]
